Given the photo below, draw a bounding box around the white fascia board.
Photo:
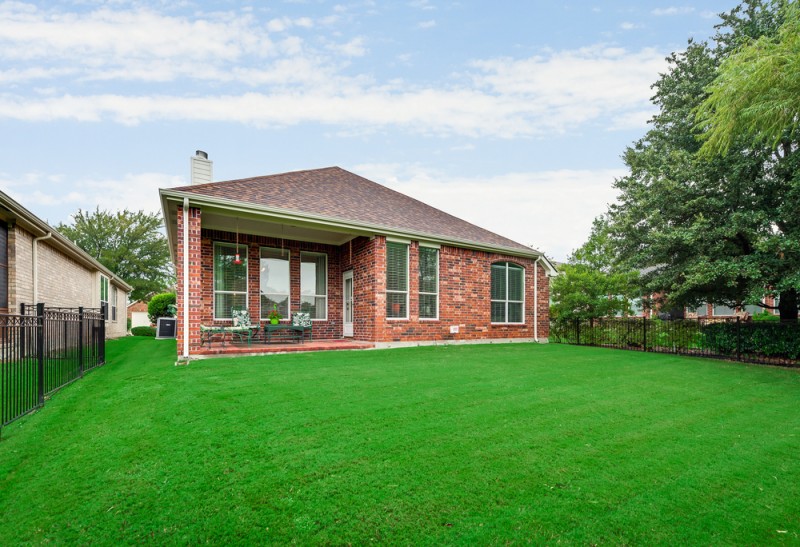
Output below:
[160,189,546,262]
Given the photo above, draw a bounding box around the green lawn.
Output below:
[1,338,799,545]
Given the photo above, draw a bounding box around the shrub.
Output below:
[148,293,176,324]
[752,310,779,322]
[131,326,156,337]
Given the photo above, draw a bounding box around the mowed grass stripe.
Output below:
[0,338,798,544]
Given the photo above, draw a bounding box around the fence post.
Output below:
[78,306,84,377]
[99,303,106,364]
[589,317,594,346]
[575,318,580,345]
[736,316,741,361]
[642,315,648,352]
[19,302,26,358]
[36,302,45,407]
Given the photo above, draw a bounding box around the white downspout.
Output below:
[32,232,53,304]
[534,257,540,342]
[183,198,190,359]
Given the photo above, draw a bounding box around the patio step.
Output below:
[193,339,374,357]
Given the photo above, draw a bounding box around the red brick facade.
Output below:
[175,207,550,356]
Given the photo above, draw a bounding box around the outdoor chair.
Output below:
[200,308,258,348]
[291,312,313,341]
[228,307,259,346]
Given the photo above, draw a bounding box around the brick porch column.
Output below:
[176,204,202,357]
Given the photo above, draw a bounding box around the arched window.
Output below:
[490,262,524,324]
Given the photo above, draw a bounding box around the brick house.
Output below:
[0,190,131,338]
[160,152,557,359]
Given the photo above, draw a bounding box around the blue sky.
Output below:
[0,0,734,261]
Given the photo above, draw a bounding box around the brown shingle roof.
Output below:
[173,166,535,254]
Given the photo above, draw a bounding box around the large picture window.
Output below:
[214,242,248,320]
[261,247,290,319]
[301,252,327,319]
[418,246,438,319]
[386,241,408,319]
[491,262,524,324]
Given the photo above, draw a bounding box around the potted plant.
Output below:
[268,305,282,325]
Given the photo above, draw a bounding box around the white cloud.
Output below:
[0,3,667,138]
[620,22,639,30]
[327,37,367,57]
[409,0,435,10]
[0,172,182,224]
[353,163,625,261]
[651,7,695,16]
[0,43,666,137]
[417,19,436,29]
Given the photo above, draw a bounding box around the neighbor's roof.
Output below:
[0,191,133,291]
[161,166,556,270]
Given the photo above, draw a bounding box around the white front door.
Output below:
[343,270,354,337]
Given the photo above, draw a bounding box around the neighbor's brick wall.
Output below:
[36,238,96,308]
[7,223,129,338]
[8,225,33,309]
[127,300,148,320]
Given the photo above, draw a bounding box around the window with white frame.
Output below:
[100,275,109,318]
[418,246,439,319]
[693,304,709,317]
[491,262,524,323]
[111,285,118,322]
[301,252,327,319]
[213,242,248,320]
[260,247,290,319]
[386,241,408,319]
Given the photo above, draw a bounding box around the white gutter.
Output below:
[534,257,539,341]
[183,198,190,359]
[32,232,53,304]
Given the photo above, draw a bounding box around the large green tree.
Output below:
[550,218,640,321]
[602,0,799,321]
[57,208,174,302]
[696,1,800,155]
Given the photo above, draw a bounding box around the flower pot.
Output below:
[270,318,279,325]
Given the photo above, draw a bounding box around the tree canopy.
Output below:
[696,1,800,155]
[57,208,174,302]
[550,218,640,322]
[594,0,799,321]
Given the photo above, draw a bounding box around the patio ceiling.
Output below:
[201,209,363,246]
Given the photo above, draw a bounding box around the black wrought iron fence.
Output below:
[550,316,800,367]
[1,303,106,432]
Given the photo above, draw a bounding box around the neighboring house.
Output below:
[685,297,780,319]
[127,299,150,328]
[0,190,131,338]
[160,151,557,358]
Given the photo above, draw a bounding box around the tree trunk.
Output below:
[778,288,798,323]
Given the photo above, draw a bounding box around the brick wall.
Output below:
[368,238,548,343]
[176,205,203,355]
[7,223,129,338]
[176,216,551,355]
